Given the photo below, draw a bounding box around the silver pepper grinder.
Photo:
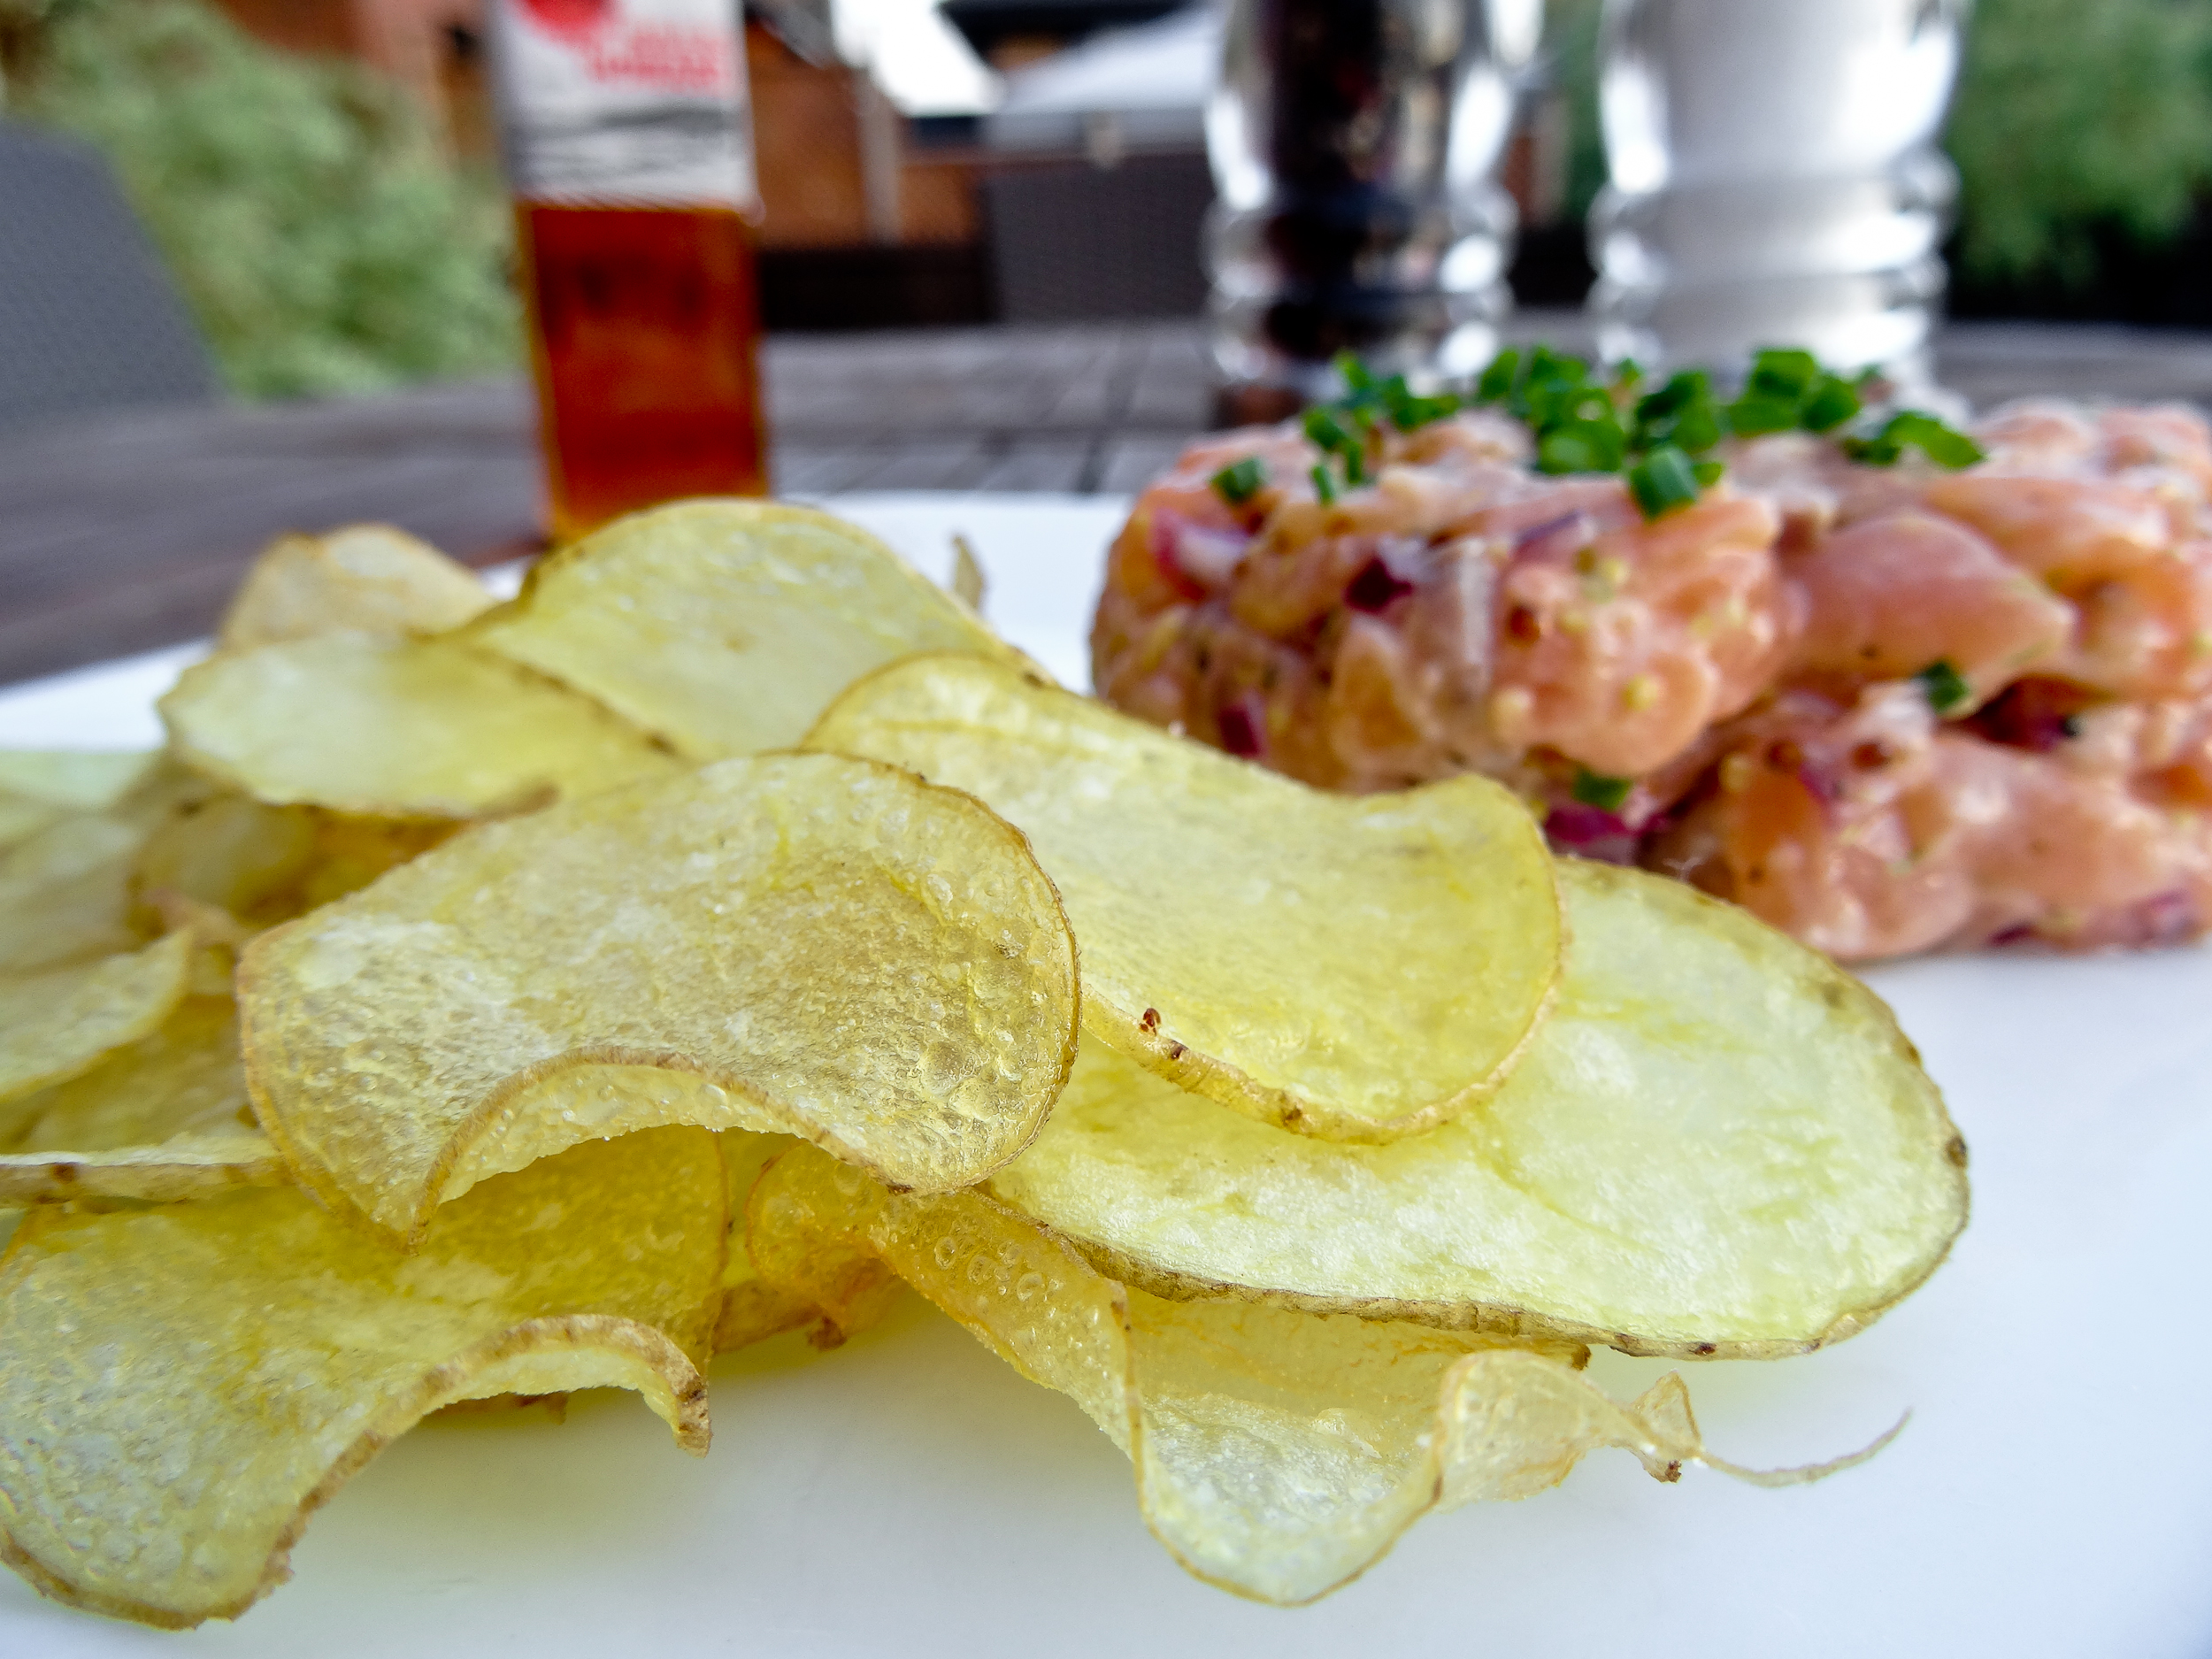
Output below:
[1206,0,1545,424]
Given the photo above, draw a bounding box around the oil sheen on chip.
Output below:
[487,0,771,541]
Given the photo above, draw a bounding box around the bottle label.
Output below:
[488,0,757,209]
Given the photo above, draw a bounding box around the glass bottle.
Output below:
[1589,0,1970,383]
[487,0,770,543]
[1206,0,1544,421]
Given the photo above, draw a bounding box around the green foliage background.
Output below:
[0,0,519,398]
[1546,0,2212,301]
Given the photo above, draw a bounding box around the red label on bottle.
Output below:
[488,0,756,208]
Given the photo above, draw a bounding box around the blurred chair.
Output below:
[983,151,1212,322]
[0,123,218,429]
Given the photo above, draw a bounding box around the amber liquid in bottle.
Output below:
[517,200,769,543]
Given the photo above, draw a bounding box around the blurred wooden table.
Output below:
[4,316,2211,688]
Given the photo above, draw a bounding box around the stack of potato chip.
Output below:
[0,504,1970,1629]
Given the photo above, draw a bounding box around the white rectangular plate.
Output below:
[2,495,2207,1659]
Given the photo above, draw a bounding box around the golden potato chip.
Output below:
[804,653,1561,1141]
[711,1129,825,1353]
[0,1127,724,1628]
[0,995,285,1203]
[242,753,1079,1242]
[130,792,319,926]
[129,790,458,933]
[470,500,1020,759]
[751,1144,1878,1606]
[0,811,146,972]
[0,932,195,1106]
[0,793,59,855]
[985,859,1969,1358]
[0,762,219,972]
[218,525,494,650]
[159,634,679,819]
[0,748,158,809]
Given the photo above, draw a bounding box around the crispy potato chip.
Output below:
[0,995,284,1202]
[218,525,494,650]
[752,1144,1880,1606]
[711,1129,826,1353]
[0,1127,725,1628]
[0,794,59,856]
[804,653,1562,1141]
[470,501,1020,759]
[0,932,195,1107]
[0,763,219,972]
[985,859,1969,1357]
[131,792,319,925]
[0,811,146,972]
[130,790,458,933]
[0,1129,280,1204]
[241,752,1079,1241]
[0,749,159,853]
[159,634,678,819]
[0,749,159,811]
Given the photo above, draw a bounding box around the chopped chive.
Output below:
[1915,658,1971,714]
[1310,462,1338,504]
[1474,348,1521,404]
[1724,396,1798,437]
[1210,457,1266,506]
[1538,419,1627,476]
[1627,444,1705,519]
[1798,374,1863,433]
[1333,350,1377,396]
[1692,458,1725,488]
[1571,768,1634,812]
[1890,411,1985,469]
[1746,348,1819,401]
[1302,408,1354,454]
[1844,411,1985,470]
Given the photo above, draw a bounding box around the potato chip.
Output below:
[751,1144,1878,1606]
[218,525,494,650]
[130,792,319,926]
[0,1127,725,1628]
[0,795,59,856]
[0,811,146,973]
[470,500,1020,759]
[159,634,679,819]
[130,790,457,933]
[241,753,1079,1241]
[0,749,158,809]
[985,858,1969,1357]
[0,763,219,973]
[0,995,285,1202]
[804,653,1562,1141]
[711,1129,826,1353]
[0,750,155,858]
[0,932,196,1106]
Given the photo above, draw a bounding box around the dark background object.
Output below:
[941,0,1187,60]
[0,124,218,430]
[984,154,1213,323]
[760,244,997,331]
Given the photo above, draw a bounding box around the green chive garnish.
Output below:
[1627,445,1705,519]
[1916,658,1971,714]
[1571,768,1634,812]
[1310,462,1338,505]
[1843,411,1985,470]
[1210,457,1266,506]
